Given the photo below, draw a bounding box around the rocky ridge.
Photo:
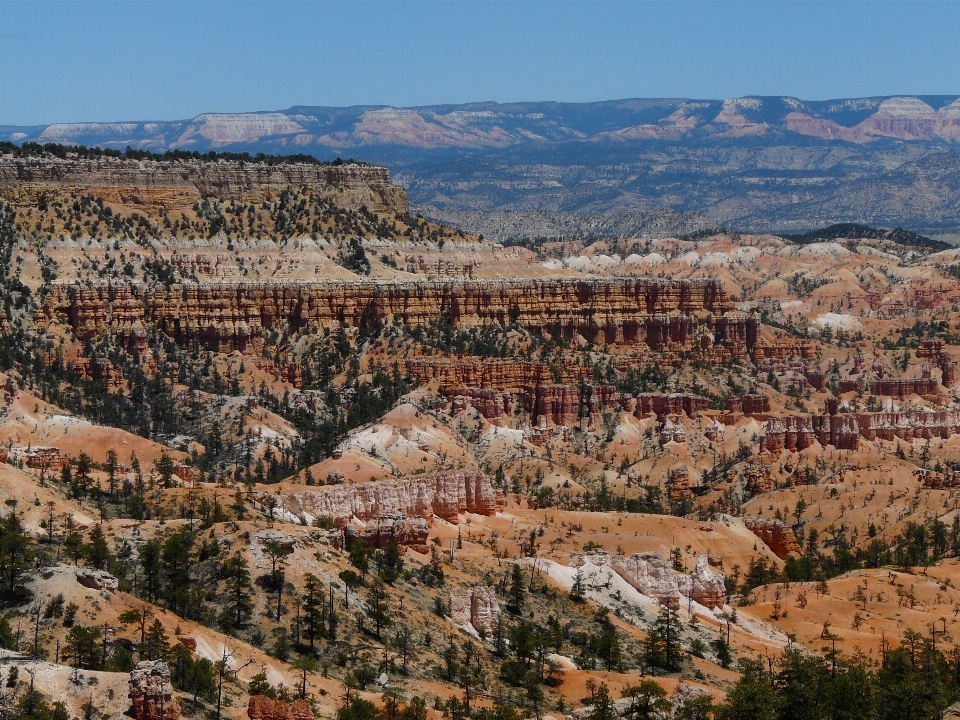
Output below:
[256,468,503,526]
[39,277,755,356]
[0,154,406,214]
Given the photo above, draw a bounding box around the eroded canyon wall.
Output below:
[257,468,503,525]
[39,277,755,356]
[0,155,406,213]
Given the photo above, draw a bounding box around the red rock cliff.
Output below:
[41,277,755,356]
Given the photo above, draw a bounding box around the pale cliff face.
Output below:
[0,154,406,214]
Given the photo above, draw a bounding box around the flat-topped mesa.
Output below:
[257,468,503,526]
[41,277,755,355]
[0,154,406,213]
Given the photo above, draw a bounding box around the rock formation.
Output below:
[740,394,771,415]
[247,695,314,720]
[258,469,502,525]
[570,551,726,610]
[0,154,406,214]
[72,357,124,390]
[869,377,940,398]
[816,414,861,450]
[743,518,803,560]
[677,555,727,609]
[638,393,708,418]
[915,467,960,489]
[761,409,960,453]
[759,415,817,453]
[449,379,710,429]
[660,418,688,446]
[449,586,501,636]
[607,552,683,608]
[407,358,581,391]
[535,385,584,427]
[75,568,119,592]
[743,461,773,495]
[128,661,180,720]
[668,465,692,500]
[40,278,756,356]
[341,513,430,552]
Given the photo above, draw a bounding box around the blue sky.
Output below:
[1,1,958,126]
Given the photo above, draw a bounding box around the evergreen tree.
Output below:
[161,530,194,616]
[366,580,392,638]
[646,605,683,672]
[302,573,325,650]
[622,681,671,720]
[139,537,162,602]
[378,542,403,584]
[63,529,84,566]
[65,625,101,669]
[0,511,33,605]
[589,683,618,720]
[570,566,586,602]
[716,658,782,720]
[84,524,110,570]
[507,563,525,614]
[349,539,372,577]
[220,554,253,631]
[142,618,170,660]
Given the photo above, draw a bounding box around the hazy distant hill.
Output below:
[4,95,960,240]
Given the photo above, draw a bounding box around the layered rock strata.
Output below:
[247,695,314,720]
[40,278,754,355]
[0,155,406,213]
[743,518,803,560]
[444,374,710,428]
[760,409,960,452]
[570,551,726,609]
[449,586,501,636]
[869,377,940,398]
[743,461,773,495]
[915,467,960,489]
[128,661,180,720]
[668,465,693,500]
[258,469,502,525]
[341,513,430,552]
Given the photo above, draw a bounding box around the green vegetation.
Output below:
[784,223,950,252]
[0,140,368,167]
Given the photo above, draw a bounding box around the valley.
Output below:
[4,143,960,719]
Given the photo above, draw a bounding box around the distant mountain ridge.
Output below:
[5,96,960,151]
[4,95,960,240]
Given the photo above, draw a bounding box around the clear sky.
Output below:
[1,0,958,126]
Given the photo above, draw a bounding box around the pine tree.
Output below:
[84,524,110,570]
[302,573,325,650]
[0,511,33,605]
[143,618,170,660]
[378,542,403,584]
[220,554,253,631]
[589,683,618,720]
[366,580,391,638]
[646,605,683,672]
[507,563,525,614]
[64,529,84,567]
[571,567,586,602]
